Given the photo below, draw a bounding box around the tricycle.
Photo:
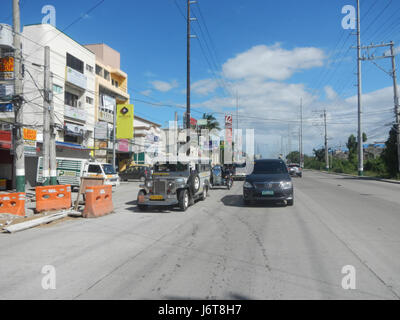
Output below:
[210,165,233,190]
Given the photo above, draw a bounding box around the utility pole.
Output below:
[299,98,303,167]
[390,42,400,172]
[175,111,178,159]
[13,0,25,192]
[49,73,57,185]
[324,109,329,171]
[235,91,239,162]
[186,0,195,157]
[113,102,116,170]
[42,46,51,186]
[359,41,400,172]
[356,0,363,176]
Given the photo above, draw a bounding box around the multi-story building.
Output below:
[133,116,165,165]
[83,43,130,165]
[20,24,96,188]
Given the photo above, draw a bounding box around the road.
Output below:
[0,171,399,300]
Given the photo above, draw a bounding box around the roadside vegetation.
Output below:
[298,126,400,179]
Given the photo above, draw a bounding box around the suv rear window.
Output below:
[253,161,287,174]
[234,162,246,168]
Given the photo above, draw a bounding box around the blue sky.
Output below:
[2,0,400,156]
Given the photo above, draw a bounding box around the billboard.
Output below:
[116,104,134,139]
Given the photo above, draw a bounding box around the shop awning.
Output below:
[56,141,91,151]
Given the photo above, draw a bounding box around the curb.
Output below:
[304,169,400,185]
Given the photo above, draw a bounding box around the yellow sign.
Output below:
[0,56,14,72]
[23,128,37,141]
[116,104,134,139]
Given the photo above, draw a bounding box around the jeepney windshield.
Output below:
[154,163,189,172]
[102,164,116,175]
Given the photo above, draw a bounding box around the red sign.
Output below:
[0,130,12,150]
[190,117,197,126]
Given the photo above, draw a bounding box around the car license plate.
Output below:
[262,191,274,196]
[150,195,164,201]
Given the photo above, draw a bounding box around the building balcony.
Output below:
[97,76,129,101]
[65,66,87,91]
[65,105,87,122]
[98,108,114,123]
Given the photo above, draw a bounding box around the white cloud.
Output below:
[188,44,394,156]
[222,43,325,81]
[324,86,338,100]
[192,79,219,96]
[151,80,178,92]
[144,71,157,78]
[140,89,152,96]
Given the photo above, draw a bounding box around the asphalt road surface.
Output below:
[1,171,399,300]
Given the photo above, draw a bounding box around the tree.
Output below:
[313,148,325,162]
[381,125,398,177]
[346,133,367,166]
[201,113,220,131]
[286,151,300,163]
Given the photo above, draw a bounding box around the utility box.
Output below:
[0,24,14,49]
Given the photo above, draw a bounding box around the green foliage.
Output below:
[365,158,386,176]
[201,113,220,131]
[286,151,300,163]
[313,148,325,162]
[381,125,399,178]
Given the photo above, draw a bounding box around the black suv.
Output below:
[243,159,294,206]
[119,166,151,182]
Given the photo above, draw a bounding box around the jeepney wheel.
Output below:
[178,189,189,212]
[137,190,147,211]
[200,185,208,201]
[188,173,201,195]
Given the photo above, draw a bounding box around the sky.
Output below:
[2,0,400,157]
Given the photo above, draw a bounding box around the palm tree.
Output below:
[201,113,220,131]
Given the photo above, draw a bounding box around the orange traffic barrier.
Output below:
[83,185,113,218]
[36,185,72,213]
[0,192,25,217]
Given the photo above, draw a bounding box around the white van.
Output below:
[37,158,120,188]
[82,162,120,188]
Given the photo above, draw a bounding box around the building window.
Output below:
[112,79,119,88]
[95,64,103,76]
[66,53,84,74]
[104,70,110,81]
[64,134,79,144]
[65,91,79,108]
[86,64,94,73]
[86,96,93,105]
[53,84,63,94]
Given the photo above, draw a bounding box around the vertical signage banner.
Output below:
[116,104,134,139]
[225,114,233,144]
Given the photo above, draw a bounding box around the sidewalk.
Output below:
[304,169,400,185]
